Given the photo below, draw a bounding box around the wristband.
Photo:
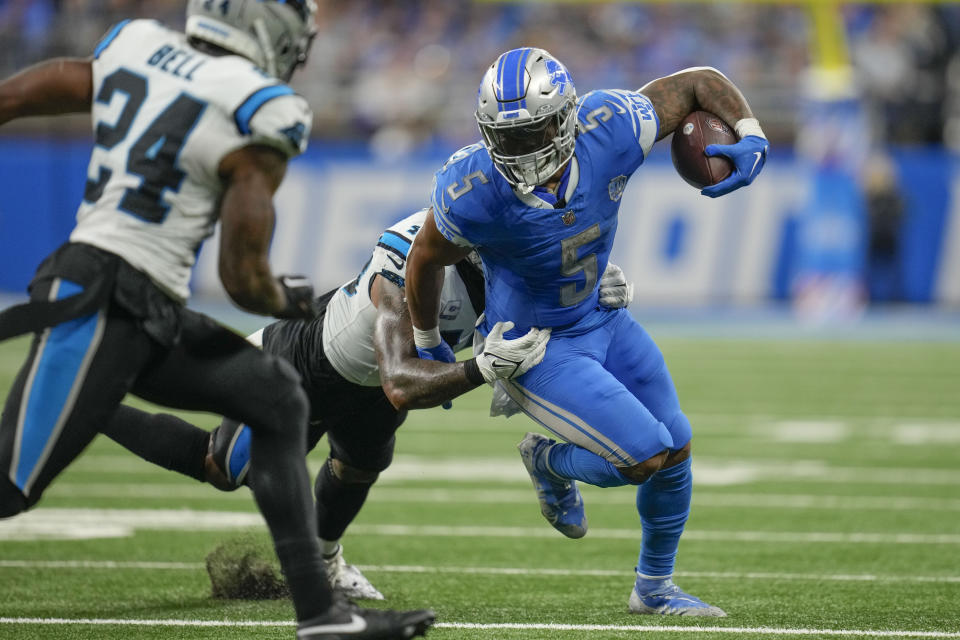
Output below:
[734,117,766,140]
[463,358,484,385]
[413,325,441,349]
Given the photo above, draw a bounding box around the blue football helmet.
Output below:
[476,48,577,193]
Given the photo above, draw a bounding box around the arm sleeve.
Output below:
[371,224,416,288]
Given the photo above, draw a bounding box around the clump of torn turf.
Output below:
[206,533,290,599]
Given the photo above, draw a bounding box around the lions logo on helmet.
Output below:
[185,0,317,81]
[475,47,578,193]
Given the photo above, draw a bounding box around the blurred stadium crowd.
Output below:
[2,0,959,152]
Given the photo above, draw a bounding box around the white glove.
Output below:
[476,321,551,383]
[598,261,633,308]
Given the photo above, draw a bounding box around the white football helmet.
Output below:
[185,0,317,81]
[476,47,577,192]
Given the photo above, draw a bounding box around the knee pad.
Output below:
[666,412,692,452]
[328,457,380,485]
[209,421,249,489]
[0,476,28,518]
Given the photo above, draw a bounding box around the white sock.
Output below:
[321,539,340,557]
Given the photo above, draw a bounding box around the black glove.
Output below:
[274,274,318,320]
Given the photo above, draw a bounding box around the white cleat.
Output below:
[628,579,726,617]
[323,545,384,601]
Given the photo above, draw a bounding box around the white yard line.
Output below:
[1,617,958,637]
[0,560,204,570]
[354,565,960,585]
[3,560,958,585]
[347,524,960,545]
[67,454,960,486]
[45,484,960,513]
[2,509,959,544]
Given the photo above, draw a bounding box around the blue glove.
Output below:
[416,341,456,409]
[702,135,769,198]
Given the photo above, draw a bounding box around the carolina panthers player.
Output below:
[101,207,558,600]
[406,48,770,616]
[0,1,433,637]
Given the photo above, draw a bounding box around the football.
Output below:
[671,110,736,189]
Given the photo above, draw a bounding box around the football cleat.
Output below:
[517,432,587,539]
[324,544,384,601]
[628,578,727,617]
[296,603,434,639]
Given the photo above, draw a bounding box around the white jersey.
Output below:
[70,19,312,302]
[323,209,484,387]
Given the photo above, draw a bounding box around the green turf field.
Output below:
[0,332,958,639]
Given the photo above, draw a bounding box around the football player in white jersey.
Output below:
[100,208,632,600]
[0,2,434,637]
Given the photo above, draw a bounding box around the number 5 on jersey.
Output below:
[560,224,601,307]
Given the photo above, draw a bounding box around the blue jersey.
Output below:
[432,89,659,332]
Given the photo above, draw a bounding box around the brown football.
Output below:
[670,111,736,189]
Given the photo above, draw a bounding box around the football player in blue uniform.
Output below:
[405,48,769,616]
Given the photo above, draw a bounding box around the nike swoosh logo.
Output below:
[298,613,367,636]
[490,357,520,371]
[386,253,404,269]
[749,151,763,177]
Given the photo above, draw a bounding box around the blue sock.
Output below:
[543,442,632,488]
[636,456,692,581]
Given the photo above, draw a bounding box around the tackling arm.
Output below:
[373,275,482,411]
[217,145,314,318]
[374,274,551,411]
[0,58,93,126]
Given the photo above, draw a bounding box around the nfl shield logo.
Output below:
[608,175,628,201]
[561,210,576,226]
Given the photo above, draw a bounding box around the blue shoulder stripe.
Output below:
[94,19,132,59]
[234,85,295,135]
[378,230,412,257]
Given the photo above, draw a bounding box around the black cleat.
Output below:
[296,604,435,639]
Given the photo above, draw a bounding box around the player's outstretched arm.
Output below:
[374,276,550,411]
[217,145,315,319]
[374,276,481,410]
[0,58,93,126]
[405,210,473,355]
[640,67,768,198]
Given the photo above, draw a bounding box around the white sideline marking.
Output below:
[69,453,960,486]
[0,560,204,570]
[0,508,263,541]
[348,524,960,546]
[894,424,960,445]
[770,420,850,443]
[3,509,959,544]
[2,560,958,585]
[47,484,960,513]
[1,618,959,637]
